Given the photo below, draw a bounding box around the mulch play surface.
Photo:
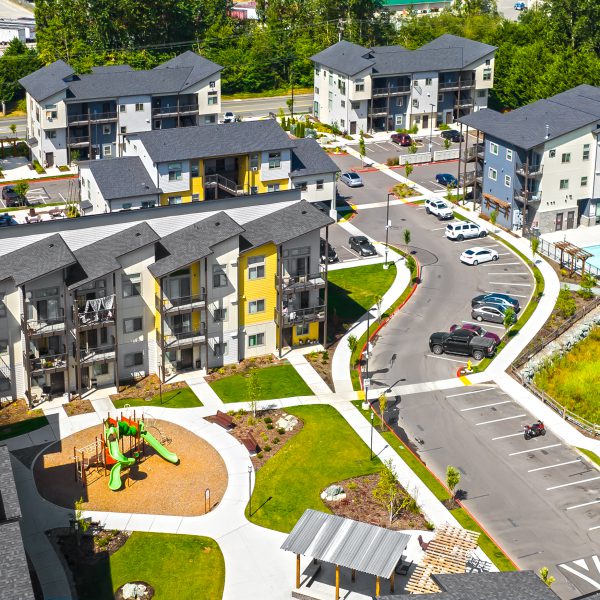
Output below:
[34,420,227,516]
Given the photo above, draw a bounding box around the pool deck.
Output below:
[542,224,600,249]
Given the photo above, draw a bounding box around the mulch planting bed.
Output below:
[323,474,429,531]
[305,351,333,390]
[64,399,95,417]
[0,399,44,427]
[205,354,284,383]
[110,374,187,402]
[34,420,227,515]
[207,408,302,470]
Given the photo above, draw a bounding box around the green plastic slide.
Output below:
[140,428,179,464]
[108,462,123,491]
[105,425,135,491]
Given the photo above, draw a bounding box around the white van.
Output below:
[445,221,488,240]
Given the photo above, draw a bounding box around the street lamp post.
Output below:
[248,465,252,517]
[429,103,434,154]
[384,193,392,268]
[370,410,374,460]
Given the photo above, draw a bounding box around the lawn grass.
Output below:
[578,447,600,467]
[248,404,382,532]
[352,401,517,571]
[328,263,397,327]
[0,415,48,441]
[77,532,224,600]
[112,387,202,409]
[534,328,600,422]
[210,364,313,403]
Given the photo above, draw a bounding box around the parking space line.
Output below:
[476,414,526,426]
[461,320,504,329]
[488,282,532,287]
[425,354,466,364]
[508,443,562,456]
[492,432,523,440]
[487,272,529,276]
[461,400,511,412]
[547,476,600,491]
[528,459,581,473]
[446,388,496,398]
[484,291,529,298]
[589,524,600,531]
[431,226,450,231]
[483,262,522,267]
[342,246,359,257]
[567,499,600,511]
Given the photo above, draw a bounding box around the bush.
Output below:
[322,351,329,361]
[277,427,285,435]
[263,445,271,452]
[410,124,419,134]
[96,537,110,548]
[32,159,45,174]
[266,423,274,430]
[438,123,450,130]
[273,437,280,444]
[58,165,70,172]
[347,481,358,491]
[264,417,272,424]
[257,452,263,459]
[556,287,576,318]
[386,156,400,166]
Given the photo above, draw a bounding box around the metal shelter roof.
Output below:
[280,509,411,579]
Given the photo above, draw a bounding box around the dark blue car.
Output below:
[435,173,458,187]
[0,213,17,227]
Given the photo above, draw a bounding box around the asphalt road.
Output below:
[0,0,31,18]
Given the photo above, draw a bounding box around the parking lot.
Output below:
[0,179,74,209]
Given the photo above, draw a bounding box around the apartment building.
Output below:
[311,34,496,134]
[79,120,339,213]
[18,51,223,167]
[0,194,332,404]
[458,85,600,233]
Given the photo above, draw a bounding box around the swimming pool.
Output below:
[584,244,600,271]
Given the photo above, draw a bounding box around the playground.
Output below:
[33,416,228,516]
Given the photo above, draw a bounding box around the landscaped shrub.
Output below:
[266,423,274,430]
[556,286,576,318]
[263,445,271,452]
[273,437,280,444]
[438,123,450,130]
[32,159,45,174]
[277,427,285,435]
[264,417,272,424]
[386,156,400,166]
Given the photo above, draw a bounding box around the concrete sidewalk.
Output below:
[286,353,332,395]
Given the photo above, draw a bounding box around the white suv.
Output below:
[445,221,488,240]
[425,198,454,220]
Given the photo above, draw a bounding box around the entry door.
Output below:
[555,213,564,231]
[445,111,452,125]
[567,211,575,229]
[180,348,193,369]
[45,152,54,167]
[81,367,90,389]
[50,372,65,394]
[422,115,429,130]
[350,121,357,135]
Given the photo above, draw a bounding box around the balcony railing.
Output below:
[80,345,116,363]
[205,174,247,196]
[461,144,484,162]
[439,78,476,90]
[454,98,473,108]
[372,85,411,97]
[68,136,90,147]
[158,328,206,348]
[279,305,326,326]
[30,353,68,374]
[156,291,206,313]
[78,308,115,328]
[68,111,118,125]
[277,271,326,294]
[516,164,543,178]
[25,311,66,336]
[152,104,199,117]
[514,190,541,204]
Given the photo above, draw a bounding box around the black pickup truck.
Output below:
[429,329,496,361]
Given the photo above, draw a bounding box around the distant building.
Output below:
[0,17,35,45]
[229,1,258,20]
[382,0,452,17]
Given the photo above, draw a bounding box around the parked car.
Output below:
[514,2,527,9]
[460,246,499,266]
[429,329,496,361]
[1,185,26,207]
[0,213,17,227]
[391,133,412,146]
[425,198,453,220]
[435,173,458,187]
[472,293,520,312]
[472,303,517,325]
[340,172,363,187]
[445,221,487,241]
[223,111,236,123]
[450,323,501,345]
[320,238,339,263]
[440,130,464,143]
[349,235,377,257]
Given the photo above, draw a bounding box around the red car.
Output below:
[449,323,501,345]
[391,133,412,146]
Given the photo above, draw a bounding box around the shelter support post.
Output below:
[390,571,395,593]
[296,554,300,589]
[376,576,380,597]
[351,569,356,582]
[336,564,340,600]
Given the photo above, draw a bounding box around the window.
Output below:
[120,126,127,134]
[93,363,109,376]
[329,74,333,86]
[268,152,281,169]
[396,97,404,107]
[341,100,345,108]
[123,317,142,333]
[351,101,360,110]
[581,176,588,187]
[168,162,182,181]
[477,89,487,98]
[0,301,5,319]
[209,80,216,88]
[483,70,492,81]
[45,105,57,119]
[438,94,444,102]
[267,183,280,192]
[250,186,258,195]
[561,153,571,163]
[425,78,433,86]
[296,323,309,336]
[338,81,346,95]
[504,174,511,187]
[0,339,8,354]
[213,342,227,356]
[191,162,200,177]
[119,104,126,112]
[191,194,200,202]
[314,86,320,96]
[248,256,265,280]
[135,103,143,112]
[102,124,111,135]
[583,144,590,160]
[122,274,141,297]
[248,333,265,347]
[355,80,365,92]
[316,180,324,190]
[103,144,112,157]
[490,142,498,155]
[122,203,132,210]
[124,352,144,368]
[45,131,56,139]
[250,154,259,169]
[412,99,419,108]
[213,308,227,321]
[141,200,156,208]
[168,196,182,205]
[204,115,215,124]
[506,149,513,161]
[248,299,265,314]
[315,66,320,76]
[488,167,497,181]
[485,58,491,66]
[212,265,227,288]
[208,95,218,105]
[395,115,403,127]
[559,179,569,189]
[549,149,556,158]
[295,182,308,191]
[340,119,345,128]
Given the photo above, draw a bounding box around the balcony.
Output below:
[152,104,199,117]
[370,108,388,117]
[279,305,326,326]
[461,144,484,162]
[514,190,541,204]
[80,345,116,364]
[77,299,116,329]
[30,353,68,375]
[516,164,543,179]
[68,135,90,147]
[372,85,411,98]
[277,271,326,295]
[156,291,206,314]
[454,98,473,108]
[205,174,247,197]
[439,78,476,91]
[25,311,66,337]
[158,329,206,349]
[68,111,118,125]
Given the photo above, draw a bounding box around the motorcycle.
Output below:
[524,420,546,440]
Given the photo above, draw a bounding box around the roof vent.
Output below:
[49,243,54,248]
[135,232,141,237]
[545,124,550,139]
[301,210,307,214]
[215,221,220,226]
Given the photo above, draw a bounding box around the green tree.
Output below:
[489,208,498,225]
[13,181,29,203]
[358,130,366,166]
[372,458,403,525]
[556,286,576,317]
[247,367,262,418]
[405,163,413,182]
[403,228,411,248]
[0,39,41,105]
[503,306,515,329]
[579,272,596,300]
[408,141,418,154]
[443,137,452,150]
[530,236,540,261]
[378,393,387,431]
[347,334,358,359]
[446,465,461,506]
[539,567,556,588]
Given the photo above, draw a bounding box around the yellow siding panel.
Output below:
[292,321,319,344]
[239,243,277,327]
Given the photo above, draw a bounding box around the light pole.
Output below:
[384,193,392,269]
[370,410,374,460]
[429,103,434,154]
[248,465,252,517]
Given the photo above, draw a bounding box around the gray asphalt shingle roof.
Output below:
[0,234,76,286]
[132,119,296,163]
[18,59,74,102]
[459,85,600,150]
[80,157,161,201]
[68,222,159,289]
[418,34,496,67]
[0,521,35,600]
[311,40,374,77]
[290,138,340,177]
[154,50,222,89]
[241,200,334,249]
[150,212,244,278]
[0,446,20,522]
